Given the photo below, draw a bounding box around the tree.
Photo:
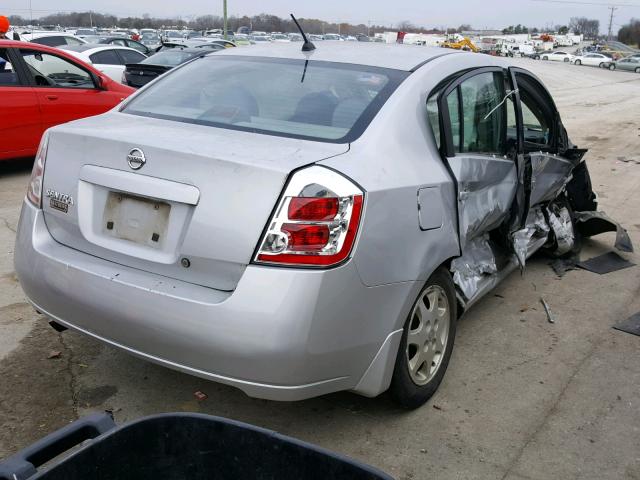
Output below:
[457,24,472,33]
[396,20,415,32]
[618,18,640,46]
[568,17,599,39]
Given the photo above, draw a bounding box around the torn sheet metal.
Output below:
[613,312,640,337]
[512,207,550,269]
[451,234,498,300]
[574,211,634,253]
[448,155,517,249]
[546,204,575,256]
[529,153,574,206]
[577,251,635,275]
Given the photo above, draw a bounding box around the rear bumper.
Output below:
[15,201,415,400]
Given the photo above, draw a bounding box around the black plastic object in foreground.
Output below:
[0,413,116,480]
[0,413,392,480]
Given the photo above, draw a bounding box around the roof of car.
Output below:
[214,42,462,71]
[60,44,141,54]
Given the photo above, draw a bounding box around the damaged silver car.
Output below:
[15,44,632,409]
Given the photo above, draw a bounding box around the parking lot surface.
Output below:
[1,58,639,480]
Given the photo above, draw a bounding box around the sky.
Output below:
[4,0,640,33]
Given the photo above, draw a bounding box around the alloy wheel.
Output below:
[405,285,450,386]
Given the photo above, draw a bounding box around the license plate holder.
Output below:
[103,192,171,249]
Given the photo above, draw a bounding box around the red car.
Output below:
[0,40,134,161]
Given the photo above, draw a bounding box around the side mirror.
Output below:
[92,72,106,90]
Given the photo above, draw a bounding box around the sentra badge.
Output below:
[46,189,74,213]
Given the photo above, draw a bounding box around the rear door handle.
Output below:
[45,95,58,101]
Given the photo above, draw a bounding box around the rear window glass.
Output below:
[142,51,196,66]
[123,56,407,143]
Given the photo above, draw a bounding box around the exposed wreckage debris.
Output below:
[450,140,633,310]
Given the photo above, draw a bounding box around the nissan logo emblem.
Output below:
[127,148,146,170]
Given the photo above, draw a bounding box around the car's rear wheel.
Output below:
[599,62,605,68]
[390,268,457,409]
[542,56,549,60]
[564,57,570,62]
[575,59,581,65]
[609,64,616,71]
[635,67,640,73]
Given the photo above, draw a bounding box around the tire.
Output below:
[390,268,458,409]
[609,64,616,71]
[598,62,604,68]
[575,59,581,65]
[564,57,570,62]
[635,67,640,74]
[542,56,548,61]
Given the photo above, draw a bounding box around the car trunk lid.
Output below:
[42,112,349,291]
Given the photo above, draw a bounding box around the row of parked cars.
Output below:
[531,49,640,72]
[0,32,234,161]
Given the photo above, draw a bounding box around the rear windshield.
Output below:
[123,56,407,143]
[142,51,196,66]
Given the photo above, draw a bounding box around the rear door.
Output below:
[0,47,42,158]
[508,68,575,207]
[436,67,518,249]
[19,48,124,132]
[88,49,127,82]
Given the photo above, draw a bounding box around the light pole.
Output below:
[223,0,228,39]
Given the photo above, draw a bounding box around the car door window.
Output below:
[117,49,146,64]
[21,50,95,89]
[513,74,554,151]
[125,40,147,53]
[89,50,122,65]
[0,49,19,86]
[65,37,85,46]
[32,36,65,47]
[456,72,506,154]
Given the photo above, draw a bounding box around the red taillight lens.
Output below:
[288,197,339,221]
[254,166,364,268]
[282,223,330,251]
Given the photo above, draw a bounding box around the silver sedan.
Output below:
[15,43,632,408]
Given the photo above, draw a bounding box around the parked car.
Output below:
[270,34,291,43]
[122,47,222,88]
[613,56,640,73]
[0,39,132,161]
[97,37,153,55]
[20,32,87,47]
[541,51,574,62]
[14,43,630,408]
[572,52,614,68]
[60,45,147,83]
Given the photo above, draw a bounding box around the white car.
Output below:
[60,45,147,83]
[20,32,87,48]
[270,34,291,43]
[541,51,575,63]
[572,53,614,68]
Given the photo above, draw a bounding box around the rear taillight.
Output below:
[254,166,364,267]
[26,132,49,208]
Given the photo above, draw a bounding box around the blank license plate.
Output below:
[103,192,170,248]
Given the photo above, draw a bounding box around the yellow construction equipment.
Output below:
[441,37,479,53]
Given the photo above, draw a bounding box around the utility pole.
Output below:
[607,5,617,41]
[367,20,371,37]
[89,11,93,28]
[223,0,228,39]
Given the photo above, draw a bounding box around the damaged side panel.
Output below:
[449,155,517,249]
[529,152,575,206]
